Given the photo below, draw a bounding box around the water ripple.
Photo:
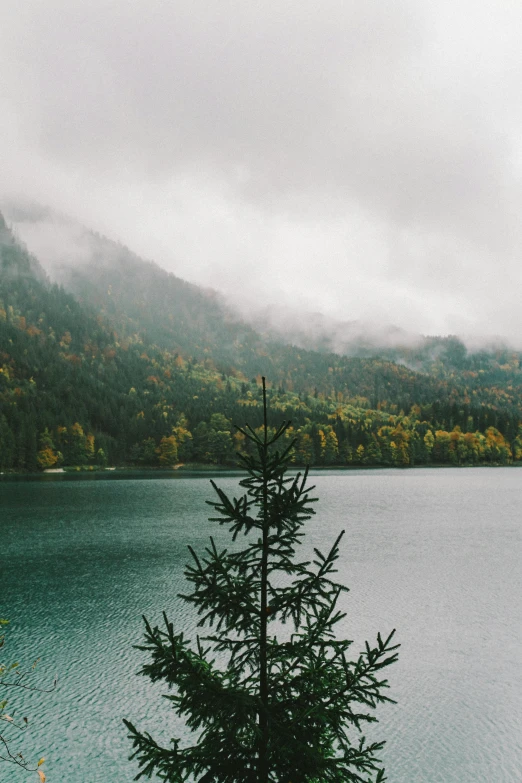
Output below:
[1,470,521,782]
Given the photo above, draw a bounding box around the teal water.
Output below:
[1,469,521,782]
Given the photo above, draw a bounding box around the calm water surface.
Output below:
[1,469,521,782]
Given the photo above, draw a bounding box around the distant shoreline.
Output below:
[1,461,521,480]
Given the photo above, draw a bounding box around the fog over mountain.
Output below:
[2,203,513,357]
[1,1,521,341]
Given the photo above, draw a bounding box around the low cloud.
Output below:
[1,0,522,341]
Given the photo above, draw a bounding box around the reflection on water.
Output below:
[1,468,521,782]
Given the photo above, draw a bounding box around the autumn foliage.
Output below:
[2,209,522,472]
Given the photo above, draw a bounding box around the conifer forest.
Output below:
[1,210,522,473]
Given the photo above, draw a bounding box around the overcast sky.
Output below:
[1,1,522,341]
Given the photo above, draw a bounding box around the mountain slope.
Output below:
[17,209,522,417]
[1,207,521,471]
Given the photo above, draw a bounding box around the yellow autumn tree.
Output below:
[294,430,314,465]
[157,435,179,466]
[36,429,61,470]
[484,427,511,464]
[172,416,193,461]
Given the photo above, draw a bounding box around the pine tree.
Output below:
[124,378,399,783]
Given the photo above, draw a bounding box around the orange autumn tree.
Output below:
[36,429,61,470]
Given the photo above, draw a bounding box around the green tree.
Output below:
[64,423,89,466]
[366,437,382,465]
[0,415,15,470]
[125,379,398,782]
[423,429,434,462]
[206,413,235,465]
[172,415,193,462]
[131,437,158,466]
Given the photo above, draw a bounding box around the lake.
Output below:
[1,468,521,782]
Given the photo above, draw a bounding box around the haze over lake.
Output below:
[1,468,521,783]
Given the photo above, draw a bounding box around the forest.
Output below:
[1,209,522,472]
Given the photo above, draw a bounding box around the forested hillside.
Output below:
[1,209,521,471]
